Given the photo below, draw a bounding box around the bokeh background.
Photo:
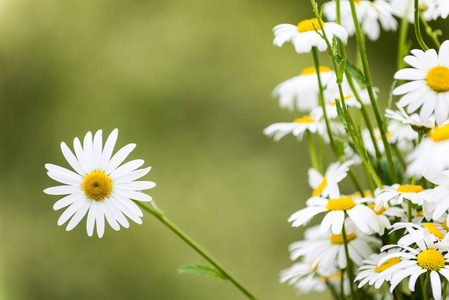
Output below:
[0,0,447,299]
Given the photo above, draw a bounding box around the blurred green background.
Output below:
[0,0,446,299]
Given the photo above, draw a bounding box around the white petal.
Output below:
[57,197,86,226]
[106,199,129,228]
[66,198,91,231]
[45,164,82,183]
[96,203,105,238]
[86,201,98,237]
[114,190,152,202]
[100,129,118,170]
[105,144,136,174]
[430,271,442,300]
[109,159,145,179]
[114,181,156,191]
[53,192,84,210]
[60,142,85,175]
[44,185,81,195]
[103,201,120,231]
[112,167,152,183]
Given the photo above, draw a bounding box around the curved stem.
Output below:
[414,0,429,50]
[342,221,355,300]
[420,12,441,48]
[136,201,258,299]
[397,9,410,70]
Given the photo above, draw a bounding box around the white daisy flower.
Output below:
[273,18,348,53]
[393,41,449,125]
[289,194,380,234]
[273,66,335,112]
[423,171,449,224]
[392,222,447,247]
[407,124,449,178]
[308,160,353,199]
[436,0,449,19]
[355,249,403,289]
[44,129,155,238]
[263,115,343,142]
[290,224,381,271]
[324,0,397,41]
[386,105,435,131]
[389,0,438,22]
[375,184,427,210]
[381,229,449,300]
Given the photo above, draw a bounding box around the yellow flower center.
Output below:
[320,272,342,281]
[312,177,327,197]
[330,232,357,244]
[423,223,445,239]
[82,171,112,201]
[443,220,449,232]
[368,203,386,215]
[326,196,355,211]
[374,257,401,273]
[430,124,449,142]
[300,66,332,75]
[396,185,423,193]
[294,116,315,124]
[426,66,449,93]
[417,210,424,217]
[297,18,324,32]
[417,249,446,271]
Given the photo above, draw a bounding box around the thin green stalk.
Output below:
[396,2,410,70]
[342,220,355,300]
[443,279,448,300]
[414,0,429,50]
[308,132,320,171]
[318,134,326,173]
[347,0,398,183]
[394,284,403,300]
[136,202,258,300]
[312,47,365,194]
[362,162,374,194]
[420,273,429,300]
[420,12,440,48]
[408,200,413,222]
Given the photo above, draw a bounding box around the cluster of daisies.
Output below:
[266,0,449,299]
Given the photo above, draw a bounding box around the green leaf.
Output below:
[334,99,347,129]
[178,265,227,281]
[336,55,367,85]
[334,138,346,158]
[336,58,346,84]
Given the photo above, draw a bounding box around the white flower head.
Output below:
[273,18,348,53]
[386,105,435,130]
[389,0,438,22]
[273,66,335,112]
[407,124,449,178]
[393,41,449,125]
[324,0,397,41]
[375,184,427,210]
[423,171,449,224]
[436,0,449,19]
[44,129,155,238]
[308,160,353,199]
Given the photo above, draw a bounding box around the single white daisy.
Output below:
[289,194,380,234]
[407,124,449,178]
[324,0,397,41]
[263,115,343,142]
[44,129,155,238]
[289,224,381,271]
[375,184,427,210]
[273,66,336,112]
[389,0,438,22]
[386,105,435,131]
[273,18,348,53]
[308,160,353,199]
[381,229,449,300]
[393,41,449,125]
[355,249,403,289]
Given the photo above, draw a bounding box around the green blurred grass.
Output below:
[0,0,444,299]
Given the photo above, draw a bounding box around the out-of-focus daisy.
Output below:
[44,129,155,238]
[290,224,381,271]
[436,0,449,19]
[389,0,438,22]
[423,171,449,224]
[263,115,344,142]
[392,222,447,247]
[393,41,449,124]
[308,160,353,199]
[386,105,435,133]
[324,0,397,41]
[375,184,427,210]
[273,18,348,53]
[273,66,335,112]
[355,249,403,289]
[367,203,405,235]
[381,229,449,300]
[289,194,380,234]
[407,124,449,178]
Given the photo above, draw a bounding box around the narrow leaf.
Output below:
[178,265,227,281]
[336,55,367,85]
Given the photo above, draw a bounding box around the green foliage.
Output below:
[336,55,367,85]
[178,265,227,281]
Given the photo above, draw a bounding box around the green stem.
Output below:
[408,200,413,222]
[396,2,410,70]
[414,0,429,50]
[342,221,355,300]
[318,134,326,174]
[347,0,398,183]
[308,132,320,171]
[394,284,403,300]
[136,202,258,300]
[443,279,448,300]
[325,280,340,300]
[420,272,429,300]
[420,12,440,48]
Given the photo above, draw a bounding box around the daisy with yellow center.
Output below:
[289,225,381,272]
[407,127,449,178]
[374,184,427,210]
[385,105,435,132]
[44,129,155,238]
[380,229,449,300]
[264,114,343,142]
[272,66,336,112]
[273,18,348,54]
[289,193,380,234]
[308,160,353,199]
[356,250,403,289]
[393,41,449,124]
[392,222,447,249]
[323,0,397,41]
